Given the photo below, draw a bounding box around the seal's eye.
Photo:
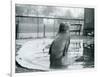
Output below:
[16,53,19,56]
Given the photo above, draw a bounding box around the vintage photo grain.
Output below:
[15,4,94,73]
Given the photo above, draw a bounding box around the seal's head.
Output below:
[58,23,69,33]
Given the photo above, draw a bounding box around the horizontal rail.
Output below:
[16,15,84,21]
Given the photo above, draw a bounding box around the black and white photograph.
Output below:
[14,4,94,73]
